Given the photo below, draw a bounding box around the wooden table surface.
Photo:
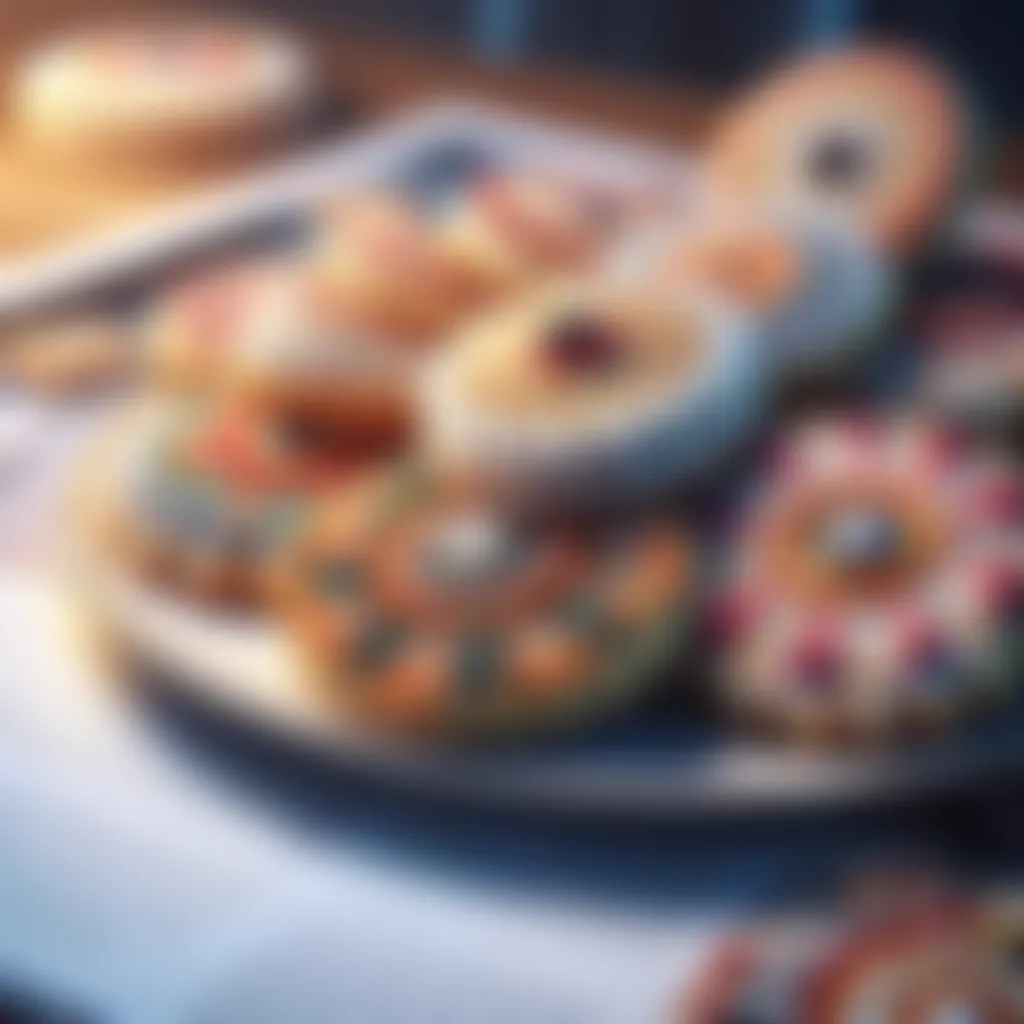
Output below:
[0,2,1019,266]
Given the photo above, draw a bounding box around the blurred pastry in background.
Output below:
[649,204,893,383]
[93,402,374,606]
[310,192,481,337]
[275,464,695,739]
[1,314,132,395]
[441,171,622,296]
[14,20,315,167]
[706,45,973,256]
[422,280,762,510]
[710,415,1024,744]
[145,256,294,393]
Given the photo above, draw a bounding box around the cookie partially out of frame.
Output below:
[650,205,893,383]
[685,894,1023,1023]
[103,402,373,606]
[422,279,763,510]
[15,19,314,166]
[275,465,697,739]
[706,46,973,255]
[710,415,1024,743]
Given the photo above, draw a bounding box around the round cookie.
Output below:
[650,205,893,381]
[422,280,762,510]
[275,465,696,739]
[710,415,1024,743]
[1,314,131,395]
[145,256,293,393]
[441,170,622,296]
[706,46,972,255]
[15,20,314,165]
[108,402,372,606]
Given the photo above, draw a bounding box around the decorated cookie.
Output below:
[145,257,294,393]
[276,466,696,738]
[1,314,131,395]
[710,415,1024,742]
[441,171,622,296]
[706,46,972,255]
[15,20,314,164]
[111,402,371,605]
[650,205,892,381]
[422,280,762,509]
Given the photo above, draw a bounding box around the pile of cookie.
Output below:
[684,871,1024,1021]
[77,43,1024,745]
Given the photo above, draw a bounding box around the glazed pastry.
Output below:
[650,205,892,381]
[276,465,696,739]
[441,171,621,296]
[710,415,1024,742]
[1,314,131,395]
[705,46,972,255]
[145,257,293,393]
[236,195,477,439]
[422,280,762,509]
[686,897,1023,1023]
[108,402,371,605]
[15,20,313,164]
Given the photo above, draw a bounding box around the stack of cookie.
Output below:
[78,42,1024,747]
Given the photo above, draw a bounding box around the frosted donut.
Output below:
[275,465,696,739]
[710,415,1024,742]
[705,46,972,255]
[422,280,762,509]
[650,205,893,381]
[108,402,371,605]
[15,20,313,164]
[440,171,621,296]
[145,257,294,393]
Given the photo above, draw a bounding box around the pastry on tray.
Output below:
[15,19,315,166]
[97,402,376,606]
[234,194,479,439]
[710,415,1024,743]
[649,204,893,383]
[275,465,696,739]
[705,45,973,256]
[440,170,623,296]
[421,279,763,509]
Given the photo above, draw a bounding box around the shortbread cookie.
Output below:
[706,46,972,254]
[16,20,313,164]
[710,416,1024,742]
[276,466,696,739]
[108,403,371,605]
[651,205,892,381]
[422,280,762,509]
